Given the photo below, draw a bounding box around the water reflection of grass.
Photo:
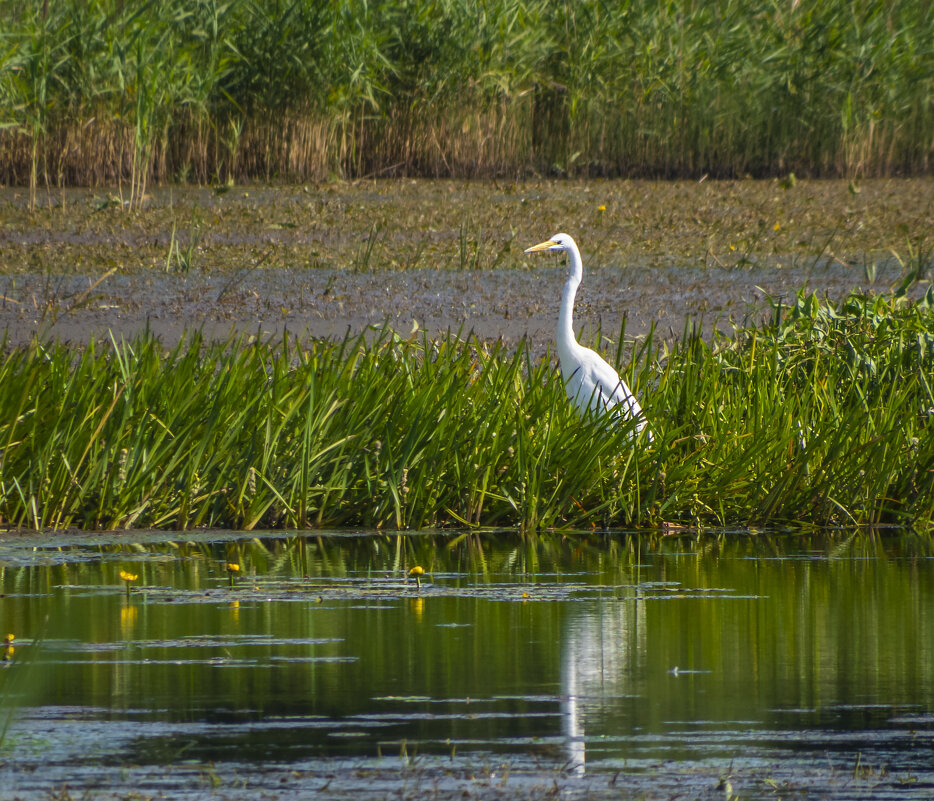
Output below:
[7,529,930,659]
[0,290,932,531]
[0,529,931,799]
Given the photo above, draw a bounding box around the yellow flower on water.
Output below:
[226,563,241,573]
[408,565,425,589]
[119,570,137,599]
[521,592,530,598]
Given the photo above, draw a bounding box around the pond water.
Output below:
[0,530,932,800]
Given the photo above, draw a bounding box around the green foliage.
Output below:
[0,290,932,531]
[0,0,932,192]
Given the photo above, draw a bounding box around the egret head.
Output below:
[524,233,577,254]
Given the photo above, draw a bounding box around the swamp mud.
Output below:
[0,178,931,350]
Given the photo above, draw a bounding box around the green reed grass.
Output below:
[1,0,932,201]
[0,289,932,532]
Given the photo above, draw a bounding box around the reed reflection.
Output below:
[0,529,931,773]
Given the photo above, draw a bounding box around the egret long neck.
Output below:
[557,248,583,363]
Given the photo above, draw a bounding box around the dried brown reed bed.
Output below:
[0,104,543,187]
[5,101,929,192]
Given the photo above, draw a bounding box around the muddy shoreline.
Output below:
[0,259,919,354]
[1,179,930,351]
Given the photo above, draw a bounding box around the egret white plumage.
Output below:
[524,233,650,438]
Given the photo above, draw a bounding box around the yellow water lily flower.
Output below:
[408,565,425,589]
[119,570,138,598]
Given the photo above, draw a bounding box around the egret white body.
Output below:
[524,233,650,437]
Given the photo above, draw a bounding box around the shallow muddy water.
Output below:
[0,259,918,354]
[1,179,931,350]
[0,530,932,800]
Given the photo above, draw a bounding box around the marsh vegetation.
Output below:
[2,0,933,208]
[1,287,932,532]
[1,1,933,533]
[2,6,933,801]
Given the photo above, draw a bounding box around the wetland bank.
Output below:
[1,178,932,347]
[0,178,933,532]
[1,183,932,799]
[3,0,934,796]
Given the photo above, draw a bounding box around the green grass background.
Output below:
[2,0,932,204]
[2,290,932,531]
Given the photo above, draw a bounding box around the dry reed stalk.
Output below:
[1,106,930,188]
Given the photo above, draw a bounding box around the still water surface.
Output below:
[0,530,932,799]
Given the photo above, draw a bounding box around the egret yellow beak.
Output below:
[524,240,558,254]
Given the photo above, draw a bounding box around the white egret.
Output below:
[524,233,650,438]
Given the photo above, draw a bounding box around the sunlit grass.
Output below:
[1,0,932,202]
[0,289,932,532]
